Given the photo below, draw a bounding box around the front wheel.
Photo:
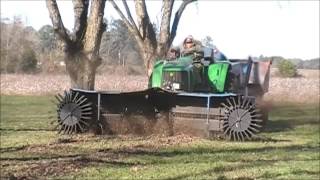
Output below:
[221,96,263,141]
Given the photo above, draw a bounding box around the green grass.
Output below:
[1,95,319,179]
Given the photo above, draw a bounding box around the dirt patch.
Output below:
[3,159,84,179]
[0,135,198,179]
[100,112,174,136]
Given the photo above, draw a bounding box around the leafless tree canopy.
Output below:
[110,0,196,76]
[45,0,195,89]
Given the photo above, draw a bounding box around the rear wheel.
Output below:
[221,96,263,141]
[55,91,93,134]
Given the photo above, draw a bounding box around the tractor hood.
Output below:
[162,56,193,71]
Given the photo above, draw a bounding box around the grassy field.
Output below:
[0,95,319,179]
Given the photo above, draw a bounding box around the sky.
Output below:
[1,0,319,60]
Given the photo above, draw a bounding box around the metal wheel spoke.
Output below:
[72,92,80,102]
[226,98,233,108]
[250,123,262,128]
[232,131,237,140]
[235,131,240,141]
[81,107,92,112]
[251,114,262,118]
[231,97,237,108]
[239,132,245,141]
[243,130,252,140]
[77,123,85,132]
[81,116,91,120]
[81,111,93,115]
[54,95,63,103]
[58,94,65,103]
[64,91,70,103]
[248,127,259,133]
[80,102,93,109]
[79,120,89,127]
[223,127,231,136]
[75,95,86,104]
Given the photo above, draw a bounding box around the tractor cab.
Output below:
[150,46,233,93]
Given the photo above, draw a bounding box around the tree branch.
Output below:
[157,0,174,55]
[46,0,72,46]
[109,0,143,41]
[134,0,148,38]
[121,0,134,26]
[83,0,106,57]
[109,0,130,27]
[134,0,157,47]
[121,0,142,40]
[169,0,196,45]
[72,0,89,43]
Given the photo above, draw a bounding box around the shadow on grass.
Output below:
[0,128,55,132]
[0,154,83,161]
[0,153,139,167]
[2,144,318,165]
[264,117,319,133]
[245,135,291,142]
[0,146,28,153]
[109,144,319,159]
[262,104,319,133]
[258,169,319,179]
[162,157,319,180]
[163,162,261,180]
[0,154,140,180]
[0,136,113,153]
[2,141,319,179]
[138,144,318,180]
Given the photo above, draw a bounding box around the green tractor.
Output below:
[151,50,234,93]
[55,47,272,141]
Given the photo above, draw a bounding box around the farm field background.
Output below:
[1,69,319,103]
[0,69,319,179]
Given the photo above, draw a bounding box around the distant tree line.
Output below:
[255,55,320,70]
[0,16,145,75]
[1,16,319,75]
[1,16,41,73]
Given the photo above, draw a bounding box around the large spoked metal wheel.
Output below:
[222,96,262,141]
[55,91,93,134]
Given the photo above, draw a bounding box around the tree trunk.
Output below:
[140,46,156,76]
[46,0,105,90]
[65,52,100,90]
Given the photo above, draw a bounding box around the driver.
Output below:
[180,35,203,56]
[167,46,180,60]
[180,35,204,86]
[181,35,228,61]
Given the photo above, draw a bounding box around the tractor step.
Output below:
[172,106,225,137]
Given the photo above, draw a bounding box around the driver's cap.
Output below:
[184,35,194,43]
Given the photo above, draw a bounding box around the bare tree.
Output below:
[46,0,106,90]
[110,0,196,76]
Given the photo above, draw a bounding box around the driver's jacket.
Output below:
[180,40,203,56]
[179,40,227,61]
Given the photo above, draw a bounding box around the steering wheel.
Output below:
[189,51,203,65]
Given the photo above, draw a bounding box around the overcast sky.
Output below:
[1,0,319,59]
